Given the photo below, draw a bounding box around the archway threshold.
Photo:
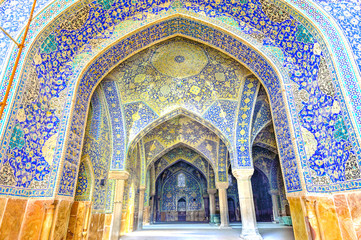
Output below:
[120,223,295,240]
[144,223,219,230]
[144,222,292,230]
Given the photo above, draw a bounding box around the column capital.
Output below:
[232,168,254,180]
[108,170,130,180]
[207,189,217,194]
[216,182,229,189]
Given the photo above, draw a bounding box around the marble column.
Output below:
[109,171,129,240]
[232,169,262,240]
[207,189,217,224]
[137,186,146,230]
[270,190,280,223]
[215,182,230,228]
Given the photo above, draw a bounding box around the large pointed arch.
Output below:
[1,8,360,198]
[1,15,303,197]
[144,142,217,172]
[154,158,209,183]
[53,17,304,197]
[126,108,233,169]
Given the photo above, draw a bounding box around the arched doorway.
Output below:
[227,197,236,222]
[177,198,187,222]
[154,156,209,223]
[251,168,273,222]
[72,37,294,239]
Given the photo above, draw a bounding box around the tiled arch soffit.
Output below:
[144,142,218,174]
[0,1,360,198]
[154,158,210,183]
[125,109,232,171]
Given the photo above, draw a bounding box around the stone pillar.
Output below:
[270,190,280,223]
[215,182,230,228]
[207,189,217,224]
[109,171,129,240]
[137,186,146,230]
[232,169,262,240]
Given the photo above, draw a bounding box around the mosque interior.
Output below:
[0,0,361,239]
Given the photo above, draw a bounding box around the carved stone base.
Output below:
[219,225,232,230]
[240,229,263,240]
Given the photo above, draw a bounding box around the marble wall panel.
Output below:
[143,206,150,225]
[19,200,53,240]
[346,192,361,239]
[88,213,105,240]
[98,214,105,239]
[334,194,358,240]
[67,201,90,240]
[88,213,100,240]
[52,200,72,240]
[66,201,79,240]
[0,198,7,226]
[128,211,135,233]
[288,197,308,240]
[102,214,112,240]
[75,202,90,239]
[0,198,27,239]
[120,212,127,235]
[315,197,342,240]
[303,196,322,239]
[288,194,361,240]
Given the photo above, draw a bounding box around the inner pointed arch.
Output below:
[126,107,235,166]
[154,158,210,182]
[145,142,217,171]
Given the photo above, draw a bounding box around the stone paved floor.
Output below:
[120,223,295,240]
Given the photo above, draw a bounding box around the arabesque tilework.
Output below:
[72,89,112,210]
[101,80,126,170]
[251,99,272,141]
[111,38,248,144]
[235,77,260,168]
[313,0,361,75]
[0,0,52,76]
[142,115,220,168]
[74,161,91,201]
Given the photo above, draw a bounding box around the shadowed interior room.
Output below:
[0,0,360,239]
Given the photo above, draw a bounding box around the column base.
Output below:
[219,225,232,229]
[209,214,220,224]
[137,223,143,230]
[240,229,263,240]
